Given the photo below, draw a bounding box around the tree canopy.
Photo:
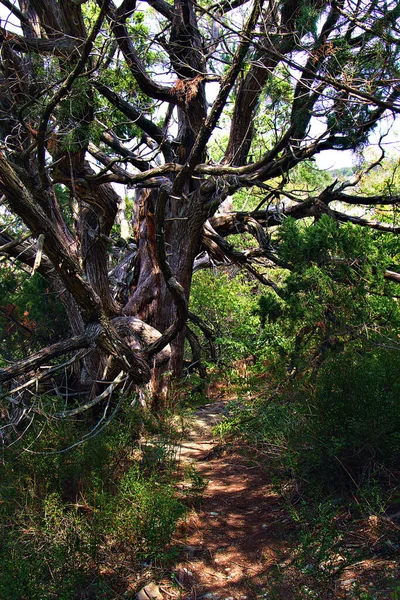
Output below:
[1,0,400,431]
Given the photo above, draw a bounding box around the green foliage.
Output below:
[190,268,261,362]
[214,214,400,497]
[329,166,355,180]
[255,292,283,327]
[357,155,400,199]
[298,1,323,35]
[0,270,67,362]
[289,500,346,581]
[114,467,185,560]
[0,402,185,599]
[250,66,294,157]
[56,77,93,153]
[216,341,400,496]
[190,214,400,373]
[288,160,333,190]
[278,214,383,272]
[94,8,159,141]
[183,462,208,500]
[267,215,398,371]
[296,348,400,482]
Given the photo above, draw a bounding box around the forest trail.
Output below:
[161,395,295,600]
[153,394,400,600]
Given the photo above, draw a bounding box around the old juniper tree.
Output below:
[1,0,400,414]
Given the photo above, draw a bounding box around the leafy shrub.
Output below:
[219,343,400,497]
[0,492,92,600]
[113,467,185,560]
[189,268,264,362]
[0,401,185,599]
[0,271,67,364]
[293,347,400,487]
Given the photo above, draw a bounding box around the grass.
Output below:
[0,398,189,600]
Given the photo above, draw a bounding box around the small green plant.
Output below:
[182,462,208,501]
[114,467,185,560]
[190,269,262,363]
[289,501,347,582]
[0,398,187,598]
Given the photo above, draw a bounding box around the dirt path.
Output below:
[162,399,294,600]
[154,398,400,600]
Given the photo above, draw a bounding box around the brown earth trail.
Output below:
[153,396,400,600]
[164,399,295,600]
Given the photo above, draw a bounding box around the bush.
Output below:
[189,268,261,362]
[293,347,400,487]
[216,342,400,498]
[113,467,185,560]
[0,401,185,599]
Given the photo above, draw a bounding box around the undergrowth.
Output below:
[213,344,400,598]
[0,398,188,600]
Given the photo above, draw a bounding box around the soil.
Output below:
[155,394,400,600]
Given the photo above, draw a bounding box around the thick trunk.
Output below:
[123,186,205,396]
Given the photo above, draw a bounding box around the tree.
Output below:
[1,0,400,421]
